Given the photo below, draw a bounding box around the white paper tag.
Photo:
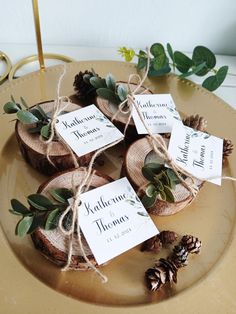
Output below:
[77,177,159,265]
[132,94,181,134]
[168,122,223,185]
[55,105,124,156]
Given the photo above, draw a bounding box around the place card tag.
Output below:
[168,122,223,185]
[132,94,181,134]
[77,177,159,265]
[55,104,124,156]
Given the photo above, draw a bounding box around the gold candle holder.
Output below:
[0,51,12,84]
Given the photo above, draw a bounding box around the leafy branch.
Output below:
[141,163,181,208]
[118,44,228,91]
[3,96,52,139]
[10,188,74,237]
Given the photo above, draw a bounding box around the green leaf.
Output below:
[153,55,168,71]
[179,62,206,78]
[163,185,175,203]
[145,184,156,197]
[27,214,46,233]
[90,77,106,89]
[142,166,155,181]
[40,123,51,139]
[10,95,16,103]
[10,199,30,215]
[3,102,21,114]
[117,84,128,101]
[166,43,174,62]
[202,66,228,91]
[137,50,147,70]
[30,108,45,121]
[16,110,39,124]
[143,163,164,174]
[105,73,116,91]
[36,105,49,120]
[148,63,171,77]
[192,46,216,76]
[96,88,120,105]
[142,192,157,208]
[159,190,166,201]
[27,194,53,211]
[45,209,61,230]
[118,47,135,62]
[153,177,164,191]
[166,168,180,183]
[16,216,34,237]
[49,188,73,203]
[150,43,165,57]
[174,51,193,73]
[161,171,170,186]
[20,97,29,109]
[28,125,43,134]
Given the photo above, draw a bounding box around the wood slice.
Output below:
[95,82,152,141]
[31,168,113,269]
[123,137,203,216]
[15,100,93,176]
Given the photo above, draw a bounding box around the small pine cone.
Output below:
[171,245,189,267]
[182,114,207,132]
[181,235,202,254]
[73,70,97,100]
[158,230,178,245]
[141,235,162,253]
[223,138,233,160]
[145,258,178,291]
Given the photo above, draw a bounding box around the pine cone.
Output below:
[141,235,162,253]
[158,230,178,245]
[145,258,178,291]
[181,235,202,254]
[171,245,189,267]
[223,138,233,161]
[182,114,207,132]
[73,70,97,101]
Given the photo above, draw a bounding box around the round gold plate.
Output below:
[0,61,236,313]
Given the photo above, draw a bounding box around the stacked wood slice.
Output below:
[31,168,113,269]
[123,136,203,216]
[96,82,152,141]
[15,101,93,176]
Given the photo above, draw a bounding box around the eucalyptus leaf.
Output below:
[45,208,61,230]
[16,216,34,237]
[40,123,51,139]
[28,125,43,134]
[142,166,155,181]
[202,66,228,91]
[159,190,166,201]
[192,46,216,76]
[166,168,180,183]
[174,51,193,73]
[150,43,165,57]
[27,214,45,234]
[153,177,164,191]
[161,171,170,186]
[117,84,128,101]
[16,110,39,124]
[36,105,49,120]
[145,183,156,197]
[143,163,164,174]
[153,55,168,71]
[27,194,53,211]
[137,50,147,70]
[11,199,30,215]
[30,108,45,121]
[179,62,206,78]
[3,102,21,114]
[148,63,171,77]
[164,185,175,203]
[49,188,73,203]
[142,192,157,208]
[90,77,106,89]
[166,43,174,62]
[106,73,116,91]
[96,88,120,105]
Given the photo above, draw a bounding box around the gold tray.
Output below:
[0,61,236,313]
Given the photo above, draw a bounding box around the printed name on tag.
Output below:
[168,122,223,185]
[76,177,159,265]
[132,94,181,134]
[55,104,124,156]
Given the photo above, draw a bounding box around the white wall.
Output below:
[0,0,235,55]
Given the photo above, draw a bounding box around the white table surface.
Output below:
[1,43,236,109]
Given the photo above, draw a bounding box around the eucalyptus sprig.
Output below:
[10,188,74,237]
[90,73,128,105]
[118,43,228,91]
[3,96,51,139]
[141,163,181,208]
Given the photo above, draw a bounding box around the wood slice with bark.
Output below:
[96,82,152,141]
[123,137,203,216]
[31,168,113,269]
[15,100,93,176]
